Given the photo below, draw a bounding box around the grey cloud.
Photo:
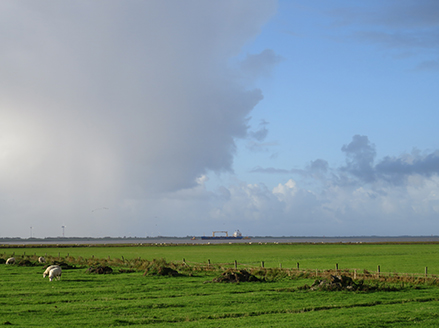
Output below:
[246,141,279,153]
[250,162,327,178]
[339,136,439,186]
[340,135,376,183]
[252,135,439,187]
[368,0,439,28]
[354,30,439,50]
[330,0,439,29]
[307,159,329,174]
[327,1,439,70]
[0,1,276,237]
[250,166,295,175]
[240,49,284,80]
[376,150,439,184]
[249,120,269,141]
[246,120,278,152]
[416,59,439,71]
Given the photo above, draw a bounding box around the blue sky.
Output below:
[230,0,439,189]
[1,1,438,238]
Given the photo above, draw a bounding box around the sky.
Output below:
[1,0,439,238]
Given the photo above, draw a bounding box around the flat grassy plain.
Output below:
[2,243,439,327]
[3,242,439,274]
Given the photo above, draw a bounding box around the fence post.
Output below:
[296,262,299,270]
[354,269,357,279]
[261,261,264,268]
[234,260,237,269]
[208,259,211,267]
[279,263,282,269]
[425,267,428,276]
[377,265,380,277]
[335,263,338,271]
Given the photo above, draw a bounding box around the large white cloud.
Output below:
[0,1,277,237]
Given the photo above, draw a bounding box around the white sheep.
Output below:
[43,265,61,279]
[48,266,62,281]
[6,257,15,265]
[38,256,46,263]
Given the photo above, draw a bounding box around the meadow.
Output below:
[2,242,439,327]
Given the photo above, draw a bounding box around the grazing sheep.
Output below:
[43,265,61,278]
[48,266,62,281]
[6,257,15,265]
[38,256,46,263]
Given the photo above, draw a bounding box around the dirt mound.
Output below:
[17,259,35,267]
[157,266,179,276]
[306,275,400,292]
[52,261,76,269]
[87,266,113,274]
[310,275,358,291]
[143,266,179,276]
[212,269,260,283]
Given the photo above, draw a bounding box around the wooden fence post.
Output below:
[234,260,237,269]
[279,263,282,269]
[425,267,428,276]
[335,263,338,270]
[261,261,264,268]
[208,259,211,267]
[377,265,380,277]
[296,262,299,270]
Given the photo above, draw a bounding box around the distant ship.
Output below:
[201,230,245,240]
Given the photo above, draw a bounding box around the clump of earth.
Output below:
[87,266,113,274]
[212,269,261,283]
[301,275,400,292]
[143,266,180,276]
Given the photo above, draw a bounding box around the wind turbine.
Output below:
[61,225,66,238]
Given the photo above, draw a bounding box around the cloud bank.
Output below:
[0,1,277,237]
[209,135,439,237]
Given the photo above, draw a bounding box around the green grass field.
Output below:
[3,242,439,274]
[2,243,439,327]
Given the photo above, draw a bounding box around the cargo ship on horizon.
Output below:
[200,230,246,240]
